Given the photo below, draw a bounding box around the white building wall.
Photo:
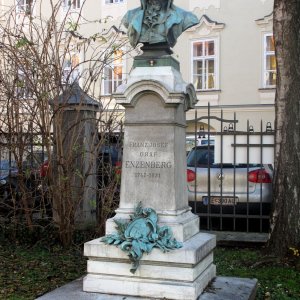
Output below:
[0,0,276,131]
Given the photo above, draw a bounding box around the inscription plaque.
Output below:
[125,140,172,180]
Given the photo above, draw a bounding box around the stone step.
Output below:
[87,252,213,281]
[84,232,216,265]
[84,232,217,299]
[83,264,216,300]
[36,276,258,300]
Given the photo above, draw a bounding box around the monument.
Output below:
[51,82,100,227]
[122,0,199,48]
[83,1,216,299]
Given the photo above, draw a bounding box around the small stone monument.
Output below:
[83,2,216,299]
[52,82,100,226]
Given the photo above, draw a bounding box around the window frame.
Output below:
[16,69,34,99]
[62,52,81,84]
[63,0,81,11]
[16,0,34,14]
[191,38,219,92]
[104,0,124,4]
[263,33,276,88]
[102,49,125,96]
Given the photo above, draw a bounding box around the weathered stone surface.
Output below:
[37,276,258,300]
[106,209,200,243]
[52,84,100,226]
[83,264,216,300]
[83,66,213,299]
[109,67,198,245]
[114,77,193,216]
[115,67,197,110]
[84,232,216,265]
[87,252,214,282]
[84,232,216,299]
[118,120,188,214]
[199,277,258,300]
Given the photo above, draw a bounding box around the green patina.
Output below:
[121,0,199,49]
[101,202,182,273]
[132,55,180,70]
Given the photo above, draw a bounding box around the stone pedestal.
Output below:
[52,83,100,226]
[84,65,216,299]
[84,233,216,300]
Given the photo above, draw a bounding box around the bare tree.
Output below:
[268,0,300,256]
[0,0,128,246]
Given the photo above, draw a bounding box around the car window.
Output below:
[99,145,122,166]
[187,148,214,167]
[200,139,215,146]
[24,152,48,168]
[187,148,267,169]
[0,160,17,170]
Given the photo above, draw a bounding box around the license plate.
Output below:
[202,196,237,206]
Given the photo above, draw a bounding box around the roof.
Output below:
[53,82,101,109]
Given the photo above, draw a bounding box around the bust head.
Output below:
[123,0,199,49]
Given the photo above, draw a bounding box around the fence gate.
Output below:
[186,106,275,242]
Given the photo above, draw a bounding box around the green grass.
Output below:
[0,243,299,299]
[215,247,300,299]
[0,243,86,300]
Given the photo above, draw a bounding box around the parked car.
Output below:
[0,160,18,180]
[0,154,51,217]
[98,145,122,174]
[0,160,19,214]
[187,145,273,215]
[23,150,48,179]
[97,142,122,194]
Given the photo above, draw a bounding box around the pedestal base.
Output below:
[83,265,215,300]
[84,232,216,300]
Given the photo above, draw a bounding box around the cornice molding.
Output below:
[186,14,225,35]
[256,12,273,27]
[101,25,126,40]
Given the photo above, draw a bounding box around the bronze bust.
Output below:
[122,0,199,49]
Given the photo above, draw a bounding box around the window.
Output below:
[263,34,276,87]
[16,0,33,14]
[105,0,124,4]
[16,69,33,99]
[63,0,81,10]
[103,49,124,95]
[192,39,216,91]
[63,53,80,84]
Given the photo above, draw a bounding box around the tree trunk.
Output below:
[268,0,300,256]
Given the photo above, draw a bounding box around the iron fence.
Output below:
[1,106,275,240]
[0,131,51,218]
[0,130,123,220]
[187,105,275,238]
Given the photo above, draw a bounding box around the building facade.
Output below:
[100,0,276,132]
[0,0,275,132]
